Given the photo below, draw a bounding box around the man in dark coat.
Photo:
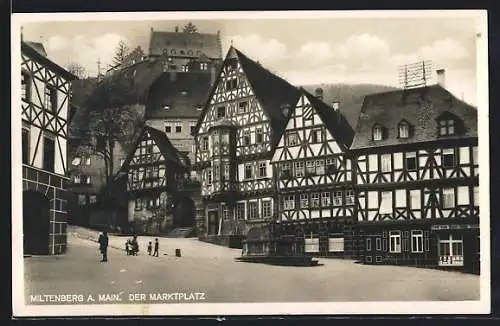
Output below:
[98,230,109,262]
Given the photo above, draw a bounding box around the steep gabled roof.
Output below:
[301,88,355,150]
[116,126,188,181]
[145,71,213,119]
[350,84,478,150]
[149,30,222,60]
[21,42,77,81]
[193,46,300,147]
[25,41,47,56]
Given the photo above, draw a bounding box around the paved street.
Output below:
[24,229,480,305]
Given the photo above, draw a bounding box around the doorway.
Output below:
[23,190,51,255]
[207,210,218,235]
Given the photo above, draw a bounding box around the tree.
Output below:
[67,62,87,79]
[182,22,198,33]
[112,40,130,67]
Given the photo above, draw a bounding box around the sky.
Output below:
[20,12,482,106]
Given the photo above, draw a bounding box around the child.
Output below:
[147,241,152,256]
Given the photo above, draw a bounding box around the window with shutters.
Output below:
[389,231,401,253]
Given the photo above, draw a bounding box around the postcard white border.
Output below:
[11,10,490,317]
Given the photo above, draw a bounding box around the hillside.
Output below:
[302,83,399,129]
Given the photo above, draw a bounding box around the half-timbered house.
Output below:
[351,75,479,273]
[21,41,77,255]
[118,126,195,234]
[192,47,300,242]
[271,88,356,258]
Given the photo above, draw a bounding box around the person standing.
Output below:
[98,230,109,262]
[153,238,159,257]
[147,241,152,256]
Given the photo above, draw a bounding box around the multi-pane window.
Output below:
[243,130,251,146]
[85,176,91,184]
[21,71,31,101]
[283,195,295,210]
[262,200,272,218]
[405,152,417,171]
[256,128,264,143]
[389,231,401,253]
[45,84,58,113]
[217,106,226,119]
[379,191,393,214]
[190,124,196,134]
[202,137,209,151]
[285,132,299,146]
[244,164,253,179]
[222,205,230,220]
[345,190,354,205]
[181,65,189,72]
[442,188,455,209]
[399,122,409,138]
[43,136,55,172]
[236,202,245,220]
[226,78,238,90]
[381,154,391,172]
[333,191,343,206]
[299,193,309,208]
[258,161,267,178]
[306,161,315,175]
[213,164,220,181]
[295,161,305,177]
[442,148,455,168]
[206,168,212,184]
[22,127,30,164]
[326,158,336,174]
[248,201,258,220]
[373,125,383,141]
[311,193,320,208]
[439,119,455,136]
[175,125,182,133]
[89,195,97,204]
[165,124,172,133]
[200,63,208,70]
[134,198,143,211]
[311,129,323,143]
[73,175,81,184]
[280,162,291,178]
[316,160,325,175]
[239,101,248,114]
[321,192,331,206]
[411,230,424,253]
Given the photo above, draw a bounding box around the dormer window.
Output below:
[181,90,188,96]
[200,63,208,70]
[373,125,383,141]
[439,119,455,136]
[195,105,203,111]
[164,105,171,111]
[398,120,411,139]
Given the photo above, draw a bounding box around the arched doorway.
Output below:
[173,196,195,228]
[23,190,51,255]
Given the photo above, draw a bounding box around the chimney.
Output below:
[175,26,179,33]
[436,69,446,88]
[169,71,177,82]
[332,101,340,111]
[210,66,216,86]
[315,88,324,101]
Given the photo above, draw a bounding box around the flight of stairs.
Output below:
[165,227,196,238]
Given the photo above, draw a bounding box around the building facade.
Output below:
[351,80,479,273]
[21,41,77,255]
[271,88,357,258]
[118,126,198,235]
[192,47,300,242]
